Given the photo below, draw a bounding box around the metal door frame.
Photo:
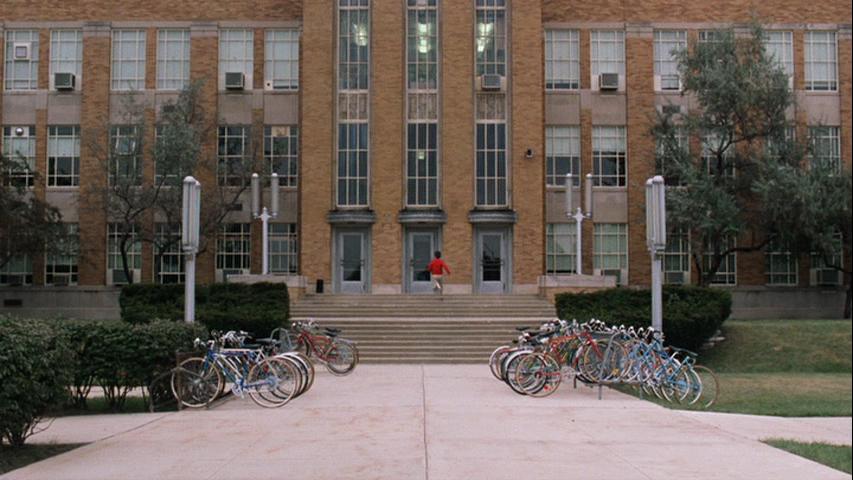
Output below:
[333,227,371,294]
[404,227,441,294]
[474,227,512,294]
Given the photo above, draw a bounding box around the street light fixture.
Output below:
[251,172,279,275]
[646,175,667,332]
[564,173,593,275]
[181,176,201,323]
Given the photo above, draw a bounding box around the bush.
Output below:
[120,282,289,336]
[555,286,732,351]
[0,316,71,447]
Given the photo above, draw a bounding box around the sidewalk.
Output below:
[6,365,851,480]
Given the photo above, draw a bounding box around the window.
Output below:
[157,29,190,90]
[545,29,579,90]
[663,228,690,284]
[763,31,793,82]
[218,126,249,186]
[475,0,506,76]
[590,30,624,81]
[811,232,843,286]
[546,126,580,187]
[805,31,837,91]
[107,223,142,285]
[766,126,796,161]
[45,223,79,285]
[655,128,688,186]
[265,126,299,187]
[47,126,80,187]
[593,223,628,284]
[337,123,369,206]
[265,29,299,90]
[592,126,626,187]
[50,30,83,89]
[476,122,507,206]
[702,131,735,177]
[154,223,184,284]
[338,2,370,91]
[4,30,39,90]
[407,123,439,206]
[269,223,298,274]
[654,30,686,91]
[216,223,251,275]
[546,223,576,274]
[765,240,797,286]
[407,0,438,90]
[111,30,146,91]
[810,126,841,172]
[704,235,736,286]
[154,126,184,184]
[698,30,726,44]
[0,254,32,286]
[110,126,142,185]
[2,126,36,188]
[220,29,254,89]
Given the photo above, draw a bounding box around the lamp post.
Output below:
[565,173,594,275]
[251,172,279,275]
[181,176,201,323]
[645,175,667,332]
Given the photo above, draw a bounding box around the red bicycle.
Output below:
[290,320,359,376]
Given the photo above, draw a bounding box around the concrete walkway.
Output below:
[5,365,851,480]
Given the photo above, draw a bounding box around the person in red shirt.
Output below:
[427,251,451,294]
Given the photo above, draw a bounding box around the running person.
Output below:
[427,251,451,294]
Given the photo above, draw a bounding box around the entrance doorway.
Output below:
[335,229,369,294]
[405,229,439,294]
[476,228,510,294]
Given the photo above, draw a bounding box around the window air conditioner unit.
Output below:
[111,269,140,285]
[599,73,619,91]
[54,72,76,91]
[225,72,245,90]
[479,74,504,91]
[599,269,622,284]
[664,271,686,285]
[161,104,177,115]
[52,276,70,286]
[13,42,31,61]
[218,269,248,282]
[661,104,681,116]
[811,269,840,286]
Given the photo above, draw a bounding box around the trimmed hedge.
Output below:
[120,282,289,336]
[555,286,732,351]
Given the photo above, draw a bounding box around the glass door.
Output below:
[477,230,507,294]
[338,231,366,294]
[407,230,436,294]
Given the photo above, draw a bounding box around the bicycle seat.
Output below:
[324,327,342,334]
[514,326,532,332]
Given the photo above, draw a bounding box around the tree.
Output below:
[86,82,261,284]
[0,146,64,278]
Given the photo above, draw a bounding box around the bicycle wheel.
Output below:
[503,350,533,395]
[171,357,223,408]
[660,367,692,404]
[692,365,719,408]
[515,353,562,397]
[489,345,513,381]
[247,358,297,408]
[325,341,358,376]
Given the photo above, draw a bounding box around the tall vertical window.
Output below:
[590,30,624,85]
[218,126,249,186]
[265,126,298,187]
[216,223,251,276]
[265,29,299,90]
[45,223,79,285]
[2,126,36,188]
[804,31,837,91]
[0,254,32,285]
[4,30,39,91]
[765,240,797,286]
[592,126,626,187]
[653,30,686,91]
[111,30,146,91]
[47,126,80,187]
[110,126,141,185]
[663,228,690,284]
[704,235,737,286]
[270,223,298,274]
[546,126,580,187]
[220,29,254,89]
[810,126,840,172]
[50,30,83,89]
[593,223,628,284]
[545,29,579,90]
[811,232,843,286]
[763,31,793,83]
[154,223,184,284]
[475,0,506,76]
[337,0,370,207]
[157,29,190,90]
[406,0,439,207]
[476,123,507,206]
[546,223,576,274]
[655,128,688,186]
[107,223,142,285]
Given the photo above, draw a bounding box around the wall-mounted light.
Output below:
[525,148,534,159]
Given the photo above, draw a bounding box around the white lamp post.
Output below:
[645,175,667,332]
[181,176,201,323]
[565,173,594,275]
[251,172,279,275]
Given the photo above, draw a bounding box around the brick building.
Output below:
[1,1,851,300]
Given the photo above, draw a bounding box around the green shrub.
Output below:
[119,282,289,336]
[0,316,71,447]
[555,286,732,351]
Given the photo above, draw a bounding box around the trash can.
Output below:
[316,279,324,294]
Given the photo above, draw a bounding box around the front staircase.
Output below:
[290,295,556,363]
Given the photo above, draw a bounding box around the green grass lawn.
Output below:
[763,439,852,474]
[0,444,85,475]
[627,319,853,416]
